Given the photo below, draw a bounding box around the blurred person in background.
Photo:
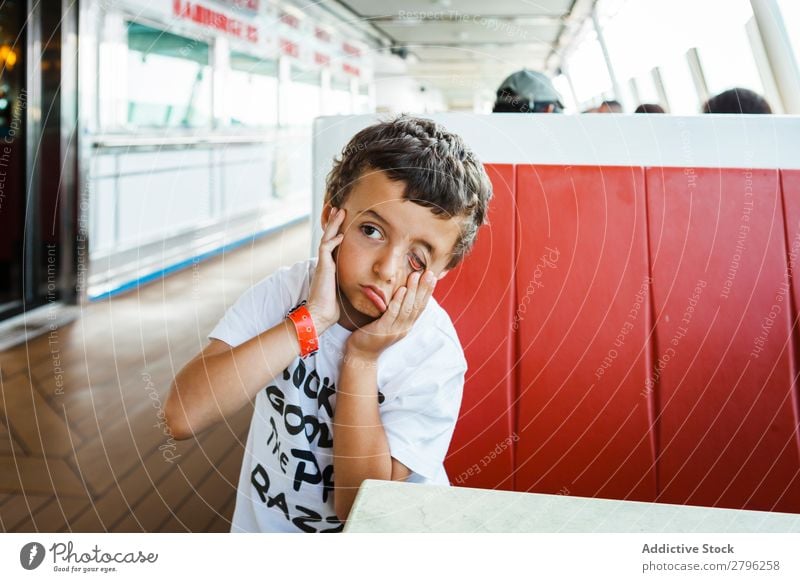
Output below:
[634,103,665,113]
[493,69,564,113]
[702,88,772,114]
[596,99,623,113]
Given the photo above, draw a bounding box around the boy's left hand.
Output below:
[346,269,437,360]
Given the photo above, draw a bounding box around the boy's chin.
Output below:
[352,301,382,323]
[339,291,382,327]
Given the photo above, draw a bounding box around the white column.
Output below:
[746,16,785,113]
[685,47,710,107]
[212,37,229,128]
[590,7,625,110]
[749,0,800,113]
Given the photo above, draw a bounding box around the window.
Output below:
[696,24,764,97]
[572,0,761,111]
[325,76,352,115]
[778,0,800,70]
[354,83,372,113]
[123,22,212,129]
[660,54,700,114]
[565,21,612,106]
[226,51,278,127]
[633,71,660,105]
[280,65,321,126]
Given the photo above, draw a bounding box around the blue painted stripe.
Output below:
[89,214,310,301]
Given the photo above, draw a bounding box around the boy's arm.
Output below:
[333,269,437,521]
[167,208,347,440]
[332,350,412,521]
[166,315,322,440]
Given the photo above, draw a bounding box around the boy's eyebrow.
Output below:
[361,209,439,259]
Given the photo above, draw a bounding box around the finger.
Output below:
[399,271,422,321]
[318,233,344,267]
[322,207,346,241]
[415,270,436,311]
[384,286,406,325]
[319,208,346,264]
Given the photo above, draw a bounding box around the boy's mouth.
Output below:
[361,285,387,312]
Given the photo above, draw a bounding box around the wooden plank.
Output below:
[0,374,78,456]
[58,440,187,532]
[13,495,91,533]
[0,344,41,381]
[0,419,23,456]
[0,224,308,533]
[205,494,236,533]
[28,358,129,442]
[158,439,244,532]
[112,415,248,532]
[0,456,87,497]
[69,393,190,495]
[0,495,51,531]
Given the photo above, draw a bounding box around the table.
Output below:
[343,480,800,533]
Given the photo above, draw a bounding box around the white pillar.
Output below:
[590,7,625,110]
[686,47,710,107]
[746,16,785,113]
[749,0,800,113]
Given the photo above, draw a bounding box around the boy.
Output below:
[165,116,493,532]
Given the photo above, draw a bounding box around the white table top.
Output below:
[343,480,800,533]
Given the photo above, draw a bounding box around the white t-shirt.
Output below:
[208,258,467,533]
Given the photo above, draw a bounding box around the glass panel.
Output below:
[325,77,351,115]
[330,77,350,92]
[325,90,352,115]
[281,65,321,126]
[580,0,758,109]
[660,54,700,114]
[696,25,765,97]
[778,0,800,70]
[124,22,212,129]
[290,65,321,86]
[354,85,372,114]
[551,75,576,112]
[0,0,26,317]
[566,23,612,106]
[634,71,660,104]
[226,51,278,127]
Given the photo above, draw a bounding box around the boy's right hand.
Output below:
[306,207,346,334]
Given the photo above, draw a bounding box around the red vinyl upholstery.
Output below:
[514,165,656,502]
[646,167,800,512]
[436,164,517,490]
[441,163,800,513]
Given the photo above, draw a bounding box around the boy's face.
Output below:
[322,169,462,331]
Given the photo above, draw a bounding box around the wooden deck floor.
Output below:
[0,221,310,532]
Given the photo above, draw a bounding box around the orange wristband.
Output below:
[287,301,319,358]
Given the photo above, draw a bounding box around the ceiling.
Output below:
[329,0,594,109]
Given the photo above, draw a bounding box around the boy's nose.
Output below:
[373,247,404,284]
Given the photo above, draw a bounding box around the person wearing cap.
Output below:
[492,69,564,113]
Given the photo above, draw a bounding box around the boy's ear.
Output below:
[321,202,333,229]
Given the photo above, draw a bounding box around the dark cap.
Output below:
[494,69,564,111]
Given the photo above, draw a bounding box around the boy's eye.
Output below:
[409,253,427,272]
[360,224,382,240]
